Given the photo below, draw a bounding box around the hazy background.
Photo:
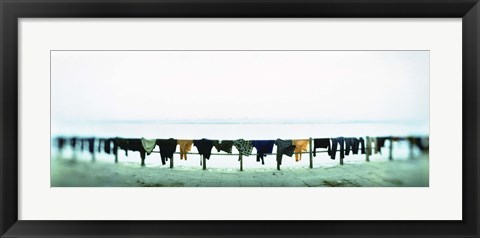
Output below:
[51,50,429,138]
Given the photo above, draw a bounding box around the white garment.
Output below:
[141,138,157,155]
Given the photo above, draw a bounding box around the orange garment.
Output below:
[293,139,309,162]
[177,140,193,160]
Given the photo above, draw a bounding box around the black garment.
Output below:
[104,139,112,154]
[87,138,95,155]
[251,140,275,164]
[275,139,295,165]
[126,139,146,165]
[127,139,144,152]
[114,138,129,156]
[56,137,66,150]
[156,138,177,165]
[376,137,388,154]
[213,140,234,154]
[193,139,215,160]
[313,138,330,157]
[70,137,77,150]
[113,138,144,157]
[330,137,345,160]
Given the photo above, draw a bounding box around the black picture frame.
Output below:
[1,0,479,237]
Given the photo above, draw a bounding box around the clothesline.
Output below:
[55,136,429,171]
[149,149,332,156]
[120,137,374,170]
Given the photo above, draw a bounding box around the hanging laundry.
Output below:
[141,138,157,155]
[114,138,129,156]
[177,140,193,160]
[156,138,177,165]
[419,137,429,152]
[313,138,330,157]
[87,138,96,155]
[193,139,215,160]
[292,139,309,162]
[330,137,345,160]
[408,137,429,153]
[375,137,389,154]
[70,137,77,150]
[251,140,275,165]
[359,138,365,154]
[213,140,234,154]
[103,138,112,155]
[351,138,366,154]
[275,139,295,165]
[56,137,66,151]
[98,139,103,153]
[126,139,147,165]
[344,138,354,156]
[127,139,144,152]
[80,138,85,152]
[233,139,253,156]
[113,138,145,157]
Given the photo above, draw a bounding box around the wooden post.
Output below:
[309,137,313,169]
[239,154,243,171]
[388,137,393,160]
[202,155,206,170]
[140,151,145,166]
[114,147,118,163]
[366,136,370,162]
[277,156,281,170]
[340,156,343,165]
[91,151,95,162]
[170,155,174,169]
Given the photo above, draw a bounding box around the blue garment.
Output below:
[251,140,275,164]
[330,137,345,160]
[344,137,365,156]
[344,138,354,155]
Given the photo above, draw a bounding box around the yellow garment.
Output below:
[293,139,309,162]
[177,140,193,160]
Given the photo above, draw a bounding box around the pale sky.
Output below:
[51,51,429,126]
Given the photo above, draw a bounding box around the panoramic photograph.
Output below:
[51,50,429,187]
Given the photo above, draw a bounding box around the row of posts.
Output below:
[105,136,402,171]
